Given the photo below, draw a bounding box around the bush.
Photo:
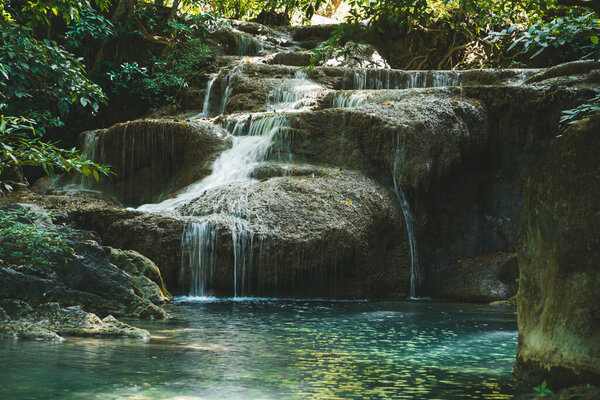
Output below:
[0,208,72,266]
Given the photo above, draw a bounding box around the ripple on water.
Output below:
[0,300,523,400]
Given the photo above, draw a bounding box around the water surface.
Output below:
[0,299,521,399]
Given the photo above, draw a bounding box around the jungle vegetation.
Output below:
[0,0,598,191]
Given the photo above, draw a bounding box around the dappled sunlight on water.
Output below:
[0,300,523,399]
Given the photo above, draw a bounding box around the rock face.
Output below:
[514,112,600,387]
[77,119,231,206]
[0,204,168,320]
[109,248,172,304]
[430,252,518,303]
[104,167,409,298]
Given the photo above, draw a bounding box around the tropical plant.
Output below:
[0,115,112,192]
[492,11,600,61]
[0,208,72,266]
[560,91,600,128]
[532,380,553,395]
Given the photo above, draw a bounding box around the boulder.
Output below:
[0,204,168,319]
[109,248,172,303]
[75,119,231,206]
[104,167,409,298]
[514,112,600,387]
[0,301,149,340]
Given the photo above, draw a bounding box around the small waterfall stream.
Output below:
[393,134,422,298]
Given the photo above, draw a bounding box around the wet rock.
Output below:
[514,112,600,388]
[0,301,18,316]
[109,248,172,303]
[265,51,313,66]
[430,252,517,303]
[103,215,186,294]
[104,168,409,298]
[0,306,8,321]
[0,302,149,340]
[74,119,232,206]
[0,205,168,319]
[525,60,600,86]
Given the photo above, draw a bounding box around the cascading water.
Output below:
[346,69,461,90]
[166,69,324,297]
[267,71,324,111]
[332,92,367,108]
[181,221,218,297]
[195,73,219,118]
[78,131,101,187]
[393,134,421,299]
[173,115,291,296]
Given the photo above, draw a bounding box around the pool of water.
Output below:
[0,299,522,399]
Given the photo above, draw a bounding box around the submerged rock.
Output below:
[515,112,600,387]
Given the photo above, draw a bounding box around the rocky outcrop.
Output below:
[76,119,231,206]
[109,248,172,304]
[514,112,600,387]
[0,301,149,340]
[0,204,168,320]
[104,167,409,298]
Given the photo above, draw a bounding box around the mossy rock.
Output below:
[109,248,172,303]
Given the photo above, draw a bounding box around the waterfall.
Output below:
[138,71,323,297]
[79,131,101,187]
[235,31,262,56]
[346,69,461,90]
[137,114,290,213]
[267,71,323,111]
[181,222,218,297]
[393,135,421,298]
[332,92,367,108]
[195,73,219,118]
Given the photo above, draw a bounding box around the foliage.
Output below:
[18,0,110,27]
[0,115,112,192]
[532,380,553,395]
[492,11,600,61]
[64,4,115,51]
[0,208,72,266]
[560,91,600,128]
[0,19,106,133]
[203,0,326,23]
[105,39,213,106]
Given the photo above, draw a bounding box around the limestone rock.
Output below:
[109,248,172,303]
[75,119,232,206]
[0,301,149,340]
[430,252,517,303]
[0,205,168,319]
[104,167,409,298]
[515,112,600,387]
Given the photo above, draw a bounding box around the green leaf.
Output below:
[591,36,599,45]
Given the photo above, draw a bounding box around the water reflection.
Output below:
[0,300,522,399]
